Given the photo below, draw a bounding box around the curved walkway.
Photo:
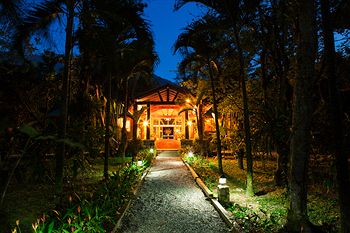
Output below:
[118,151,230,233]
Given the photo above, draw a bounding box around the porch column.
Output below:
[146,103,150,140]
[185,110,189,139]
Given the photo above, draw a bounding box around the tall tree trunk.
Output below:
[274,145,289,186]
[269,0,291,187]
[55,0,74,200]
[132,103,138,141]
[120,78,128,160]
[232,24,254,197]
[286,0,316,231]
[321,0,350,231]
[208,59,223,174]
[197,102,204,142]
[197,102,207,157]
[104,72,111,180]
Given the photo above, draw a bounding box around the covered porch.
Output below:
[131,84,196,150]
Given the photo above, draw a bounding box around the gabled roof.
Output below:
[134,83,192,105]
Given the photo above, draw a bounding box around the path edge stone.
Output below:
[182,159,243,233]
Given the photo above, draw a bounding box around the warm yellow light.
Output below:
[186,98,191,103]
[143,120,148,126]
[187,120,192,126]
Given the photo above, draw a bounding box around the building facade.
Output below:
[131,84,197,150]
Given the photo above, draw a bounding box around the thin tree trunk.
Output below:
[104,72,111,180]
[321,0,350,231]
[269,0,291,187]
[55,0,74,200]
[120,78,128,161]
[286,0,316,231]
[197,102,207,157]
[132,104,138,141]
[232,24,254,196]
[197,103,204,141]
[96,85,105,127]
[274,146,289,186]
[208,59,223,174]
[237,148,244,170]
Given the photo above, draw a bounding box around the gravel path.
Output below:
[118,151,230,233]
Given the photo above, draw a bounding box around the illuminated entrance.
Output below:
[157,118,178,139]
[131,84,196,150]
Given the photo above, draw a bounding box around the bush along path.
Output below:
[117,151,230,233]
[9,149,155,233]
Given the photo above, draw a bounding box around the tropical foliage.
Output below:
[1,0,350,232]
[0,0,157,231]
[175,0,350,232]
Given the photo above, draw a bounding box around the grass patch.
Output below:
[183,155,340,232]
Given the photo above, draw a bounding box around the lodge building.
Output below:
[123,83,216,150]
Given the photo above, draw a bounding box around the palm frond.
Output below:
[0,0,23,22]
[13,0,64,55]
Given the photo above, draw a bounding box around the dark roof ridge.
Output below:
[134,83,192,100]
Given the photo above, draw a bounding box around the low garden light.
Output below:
[219,174,227,185]
[137,160,143,166]
[187,151,194,158]
[218,174,229,205]
[150,148,154,153]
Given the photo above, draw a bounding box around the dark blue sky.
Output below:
[144,0,205,82]
[31,0,206,82]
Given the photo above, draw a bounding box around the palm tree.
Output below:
[0,0,23,54]
[13,0,156,190]
[79,0,156,176]
[117,45,157,161]
[253,1,293,187]
[178,78,208,156]
[174,14,226,174]
[175,0,260,196]
[13,0,75,199]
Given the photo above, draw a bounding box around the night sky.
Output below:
[143,0,205,82]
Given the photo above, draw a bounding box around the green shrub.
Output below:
[14,159,150,233]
